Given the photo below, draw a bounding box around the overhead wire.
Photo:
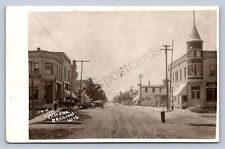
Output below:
[32,12,66,52]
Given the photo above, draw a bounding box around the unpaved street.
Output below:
[67,103,216,139]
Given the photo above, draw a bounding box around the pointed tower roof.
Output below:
[188,11,203,42]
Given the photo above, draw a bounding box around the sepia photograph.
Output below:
[6,6,219,142]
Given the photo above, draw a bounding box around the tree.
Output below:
[113,90,133,105]
[85,78,107,102]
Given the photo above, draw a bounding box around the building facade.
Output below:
[168,13,217,111]
[29,48,78,108]
[137,81,166,107]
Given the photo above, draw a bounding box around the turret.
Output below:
[186,11,203,80]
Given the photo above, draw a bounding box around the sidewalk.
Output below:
[29,108,62,124]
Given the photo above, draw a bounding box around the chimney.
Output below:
[37,47,41,51]
[148,81,150,86]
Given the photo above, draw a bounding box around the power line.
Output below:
[32,12,66,52]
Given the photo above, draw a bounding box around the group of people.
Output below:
[52,88,88,111]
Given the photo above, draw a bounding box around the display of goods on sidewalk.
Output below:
[42,109,91,124]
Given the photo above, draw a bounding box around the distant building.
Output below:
[168,13,217,111]
[137,81,166,107]
[29,48,78,108]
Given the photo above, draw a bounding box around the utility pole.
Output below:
[170,40,174,110]
[75,60,90,91]
[161,44,172,111]
[29,61,35,117]
[138,74,143,104]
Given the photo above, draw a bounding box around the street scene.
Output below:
[28,8,218,141]
[30,103,216,139]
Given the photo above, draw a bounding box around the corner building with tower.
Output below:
[168,13,217,111]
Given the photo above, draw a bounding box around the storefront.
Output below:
[206,82,217,107]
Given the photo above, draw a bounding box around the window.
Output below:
[34,63,39,74]
[29,62,39,74]
[188,64,202,76]
[45,63,53,75]
[175,71,178,81]
[188,65,194,76]
[188,50,195,58]
[68,70,70,80]
[145,87,148,93]
[57,65,60,77]
[196,51,202,58]
[209,64,216,77]
[64,67,66,78]
[184,67,186,78]
[57,66,63,79]
[152,87,155,93]
[159,87,161,92]
[196,64,203,76]
[180,69,182,80]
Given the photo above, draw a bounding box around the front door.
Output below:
[191,86,201,106]
[44,81,53,104]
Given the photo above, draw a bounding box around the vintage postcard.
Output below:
[6,6,219,143]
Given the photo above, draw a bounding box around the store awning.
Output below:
[173,83,187,96]
[56,80,63,84]
[133,95,140,102]
[64,90,71,98]
[64,90,77,99]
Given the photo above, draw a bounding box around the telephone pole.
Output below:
[170,40,174,110]
[138,74,144,104]
[161,44,172,111]
[75,60,90,91]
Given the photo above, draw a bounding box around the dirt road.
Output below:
[68,103,216,139]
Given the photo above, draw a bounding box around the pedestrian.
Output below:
[160,104,166,123]
[53,100,58,111]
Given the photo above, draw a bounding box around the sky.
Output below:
[28,10,217,100]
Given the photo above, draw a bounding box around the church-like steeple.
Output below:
[188,11,202,42]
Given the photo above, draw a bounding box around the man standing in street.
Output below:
[160,104,166,123]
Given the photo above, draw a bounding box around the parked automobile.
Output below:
[80,99,95,109]
[94,100,104,109]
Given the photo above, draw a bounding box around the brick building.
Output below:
[168,13,217,111]
[29,48,78,108]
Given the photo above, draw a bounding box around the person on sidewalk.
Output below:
[53,100,58,111]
